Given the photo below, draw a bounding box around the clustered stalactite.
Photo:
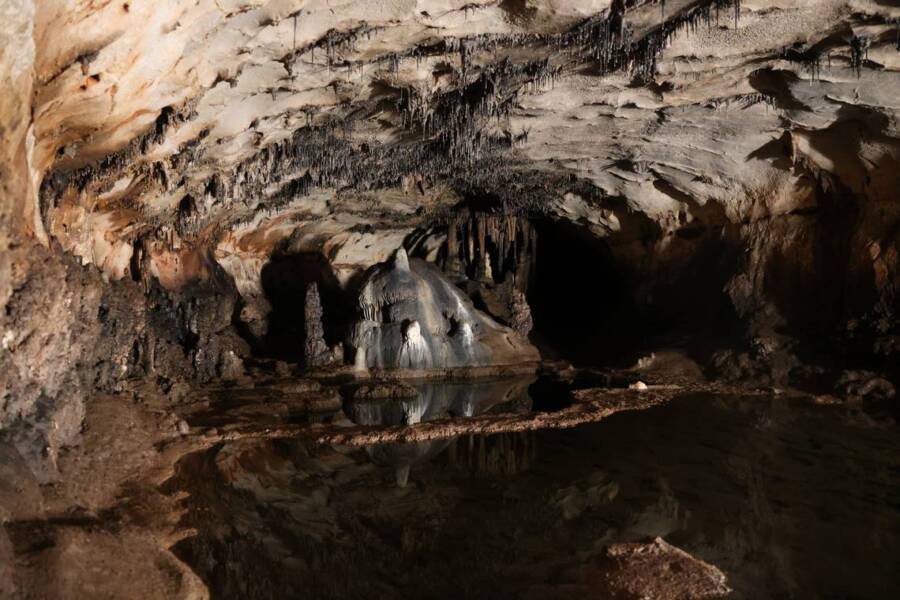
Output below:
[446,432,536,476]
[706,92,777,111]
[38,0,752,243]
[849,35,870,78]
[564,0,741,81]
[396,55,561,165]
[780,28,886,83]
[37,0,895,255]
[442,209,535,291]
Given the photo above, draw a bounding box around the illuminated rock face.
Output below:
[348,248,539,370]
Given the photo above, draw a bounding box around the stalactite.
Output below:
[439,208,535,288]
[806,52,822,82]
[41,0,755,236]
[850,35,869,78]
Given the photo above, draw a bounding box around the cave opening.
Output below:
[526,218,639,367]
[256,251,350,363]
[418,204,643,367]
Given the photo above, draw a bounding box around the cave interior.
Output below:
[1,0,899,598]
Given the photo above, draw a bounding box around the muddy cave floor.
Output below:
[3,353,900,600]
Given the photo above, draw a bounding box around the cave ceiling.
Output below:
[21,0,900,291]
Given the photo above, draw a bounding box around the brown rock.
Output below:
[569,537,731,600]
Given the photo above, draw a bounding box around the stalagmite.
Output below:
[508,289,533,337]
[347,248,538,369]
[303,283,331,367]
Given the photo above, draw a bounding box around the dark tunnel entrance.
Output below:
[526,217,745,368]
[414,206,646,367]
[526,218,639,367]
[254,251,351,363]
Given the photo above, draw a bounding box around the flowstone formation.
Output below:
[348,248,538,370]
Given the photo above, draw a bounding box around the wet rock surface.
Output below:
[162,379,898,599]
[0,364,898,599]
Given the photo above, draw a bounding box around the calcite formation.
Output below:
[347,248,538,369]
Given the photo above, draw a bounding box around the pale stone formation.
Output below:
[347,248,539,369]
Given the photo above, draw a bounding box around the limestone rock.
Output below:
[303,283,331,368]
[508,288,534,337]
[347,249,538,370]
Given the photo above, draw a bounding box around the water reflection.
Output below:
[173,388,900,599]
[344,377,537,485]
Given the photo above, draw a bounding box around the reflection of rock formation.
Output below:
[303,283,330,367]
[345,377,535,485]
[347,248,538,370]
[447,432,537,477]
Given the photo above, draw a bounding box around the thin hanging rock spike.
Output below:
[850,34,869,78]
[175,0,754,219]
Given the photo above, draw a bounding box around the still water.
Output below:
[173,383,900,599]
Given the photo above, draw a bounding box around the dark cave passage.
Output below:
[256,252,350,363]
[526,218,639,367]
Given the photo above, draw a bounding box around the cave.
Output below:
[256,250,349,363]
[2,1,900,599]
[527,217,637,366]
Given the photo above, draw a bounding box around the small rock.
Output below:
[166,381,191,404]
[276,379,322,394]
[836,370,896,402]
[176,420,190,436]
[567,537,731,599]
[349,382,419,400]
[813,394,842,405]
[219,351,245,381]
[274,361,293,377]
[629,381,648,391]
[634,353,656,369]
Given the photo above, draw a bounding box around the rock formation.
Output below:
[302,282,330,367]
[348,248,539,370]
[508,288,534,337]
